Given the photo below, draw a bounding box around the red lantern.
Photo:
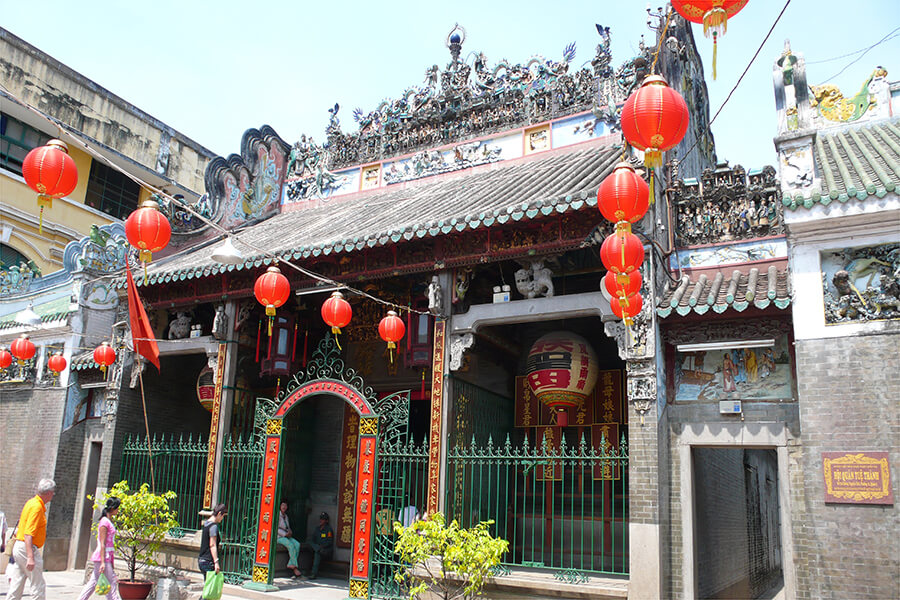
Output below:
[603,270,642,299]
[254,265,291,334]
[47,352,67,375]
[525,332,598,428]
[10,334,36,362]
[597,162,650,226]
[0,348,13,369]
[621,75,689,169]
[321,292,352,346]
[93,341,116,374]
[671,0,747,79]
[600,232,645,275]
[378,310,406,363]
[611,292,644,325]
[125,199,172,270]
[22,139,78,232]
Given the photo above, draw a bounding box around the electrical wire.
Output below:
[816,26,900,83]
[806,27,899,64]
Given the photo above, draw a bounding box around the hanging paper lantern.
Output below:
[597,162,650,226]
[254,265,290,335]
[671,0,748,79]
[124,199,172,274]
[10,334,36,362]
[93,341,116,374]
[22,140,78,233]
[526,332,598,428]
[378,310,406,363]
[603,270,642,299]
[0,348,12,369]
[621,75,690,169]
[321,292,352,347]
[47,352,67,375]
[600,232,645,275]
[196,365,216,412]
[611,292,644,325]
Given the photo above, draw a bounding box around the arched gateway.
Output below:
[245,337,413,599]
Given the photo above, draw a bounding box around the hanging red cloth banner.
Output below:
[336,408,359,548]
[426,319,446,515]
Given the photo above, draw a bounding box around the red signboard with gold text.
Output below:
[337,408,359,547]
[823,452,893,505]
[427,319,446,514]
[351,432,377,579]
[255,435,281,564]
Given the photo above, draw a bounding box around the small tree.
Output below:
[92,480,178,582]
[393,512,509,600]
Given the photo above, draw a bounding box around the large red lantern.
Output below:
[603,270,642,299]
[378,310,406,363]
[321,291,352,347]
[93,341,116,374]
[10,334,36,363]
[621,75,689,169]
[254,265,291,334]
[47,352,67,375]
[600,232,645,275]
[125,199,172,274]
[22,140,78,233]
[611,293,644,325]
[526,332,598,428]
[0,348,12,369]
[597,163,650,226]
[671,0,748,79]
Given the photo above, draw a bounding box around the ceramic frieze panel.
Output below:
[204,126,289,229]
[821,242,900,324]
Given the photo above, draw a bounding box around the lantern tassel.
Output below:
[39,206,44,234]
[332,328,342,350]
[649,169,655,205]
[712,32,718,80]
[267,322,273,360]
[37,195,52,234]
[291,322,298,363]
[421,369,426,398]
[303,330,308,366]
[275,377,281,400]
[266,305,275,336]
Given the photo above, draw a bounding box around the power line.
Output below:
[817,26,900,84]
[806,27,900,65]
[679,0,792,163]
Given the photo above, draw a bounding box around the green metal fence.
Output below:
[218,433,264,585]
[446,432,629,578]
[120,433,207,535]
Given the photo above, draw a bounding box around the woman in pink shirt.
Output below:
[77,497,121,600]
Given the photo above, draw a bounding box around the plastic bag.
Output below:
[96,572,111,596]
[202,570,224,600]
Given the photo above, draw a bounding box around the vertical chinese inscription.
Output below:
[427,319,446,514]
[255,435,281,569]
[337,407,360,547]
[351,434,376,580]
[203,343,227,509]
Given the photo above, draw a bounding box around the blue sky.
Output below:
[3,1,898,169]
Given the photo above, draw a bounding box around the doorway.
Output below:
[75,442,102,566]
[693,448,783,599]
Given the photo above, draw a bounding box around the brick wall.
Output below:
[792,332,900,600]
[0,385,65,530]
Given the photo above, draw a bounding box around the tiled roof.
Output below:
[657,266,791,318]
[70,350,100,371]
[0,296,74,330]
[137,143,622,286]
[784,119,900,209]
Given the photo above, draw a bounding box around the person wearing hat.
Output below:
[304,512,333,580]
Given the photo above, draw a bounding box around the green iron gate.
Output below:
[218,431,265,584]
[369,390,429,600]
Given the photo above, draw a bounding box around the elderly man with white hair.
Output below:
[8,478,56,600]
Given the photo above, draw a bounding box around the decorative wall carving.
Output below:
[204,126,289,229]
[822,243,900,323]
[448,333,474,371]
[663,319,791,345]
[514,259,555,299]
[672,163,783,246]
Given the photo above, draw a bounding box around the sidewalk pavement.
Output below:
[1,568,350,599]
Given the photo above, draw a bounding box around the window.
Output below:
[84,160,140,219]
[0,113,50,176]
[1,243,31,270]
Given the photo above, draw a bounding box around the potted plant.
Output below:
[92,480,178,600]
[393,512,509,600]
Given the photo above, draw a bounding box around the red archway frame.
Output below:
[248,379,378,598]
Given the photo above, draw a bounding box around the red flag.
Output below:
[126,262,160,371]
